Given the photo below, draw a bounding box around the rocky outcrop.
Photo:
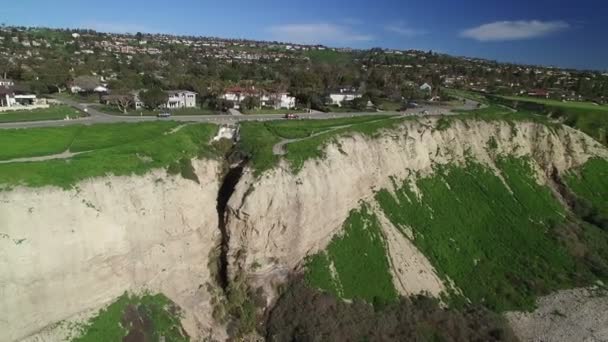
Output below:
[0,160,223,342]
[225,118,608,302]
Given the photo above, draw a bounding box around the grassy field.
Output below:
[305,205,398,304]
[238,115,400,174]
[94,105,218,116]
[0,105,83,123]
[241,108,300,115]
[444,88,489,103]
[377,99,403,111]
[0,122,218,188]
[375,158,598,312]
[71,293,188,342]
[496,96,608,145]
[501,96,608,111]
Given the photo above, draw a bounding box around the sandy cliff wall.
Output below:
[225,118,608,298]
[0,160,222,342]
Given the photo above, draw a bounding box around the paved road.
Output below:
[0,96,462,130]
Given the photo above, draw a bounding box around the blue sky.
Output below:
[2,0,607,70]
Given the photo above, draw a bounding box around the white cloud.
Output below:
[461,20,569,42]
[267,23,373,45]
[385,22,427,37]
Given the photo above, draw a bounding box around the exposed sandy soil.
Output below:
[226,118,607,301]
[0,160,226,342]
[373,205,446,297]
[506,287,608,342]
[2,118,607,342]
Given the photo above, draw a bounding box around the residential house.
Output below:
[221,86,257,109]
[527,89,549,98]
[70,75,107,94]
[260,92,296,109]
[220,87,295,110]
[419,83,432,93]
[164,90,197,109]
[0,78,38,109]
[328,87,362,107]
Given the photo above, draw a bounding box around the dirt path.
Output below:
[272,118,398,156]
[0,150,87,164]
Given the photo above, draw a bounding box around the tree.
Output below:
[242,96,260,111]
[105,94,134,114]
[140,87,168,110]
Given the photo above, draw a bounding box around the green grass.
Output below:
[501,96,608,111]
[326,105,374,113]
[71,293,188,342]
[305,204,398,303]
[0,126,81,160]
[444,89,488,103]
[94,105,218,116]
[375,158,591,312]
[238,116,401,174]
[0,122,218,188]
[284,117,403,171]
[377,99,403,111]
[496,96,608,145]
[0,105,83,123]
[304,50,354,64]
[241,108,300,115]
[565,158,608,217]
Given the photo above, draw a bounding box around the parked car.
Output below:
[284,113,299,119]
[157,112,171,118]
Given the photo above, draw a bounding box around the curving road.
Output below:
[0,96,472,130]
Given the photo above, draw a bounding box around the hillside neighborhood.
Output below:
[0,25,607,116]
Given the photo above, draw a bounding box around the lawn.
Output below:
[71,293,188,342]
[0,122,218,188]
[237,115,400,174]
[94,105,218,116]
[377,99,403,112]
[501,96,608,111]
[0,105,83,123]
[241,108,300,115]
[444,88,489,103]
[375,158,604,312]
[305,204,398,304]
[495,96,608,145]
[326,105,374,113]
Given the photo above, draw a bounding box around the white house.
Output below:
[329,88,362,107]
[260,92,296,109]
[0,79,14,87]
[221,87,295,110]
[165,90,197,109]
[419,83,432,93]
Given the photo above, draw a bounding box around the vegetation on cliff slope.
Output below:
[305,205,398,304]
[0,122,218,188]
[305,156,608,315]
[71,293,188,342]
[375,158,600,311]
[267,279,517,342]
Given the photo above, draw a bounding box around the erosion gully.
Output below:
[216,159,246,291]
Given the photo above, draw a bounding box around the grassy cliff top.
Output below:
[0,122,218,189]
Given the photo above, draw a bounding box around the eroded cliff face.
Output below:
[225,118,608,302]
[2,118,607,342]
[0,160,223,342]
